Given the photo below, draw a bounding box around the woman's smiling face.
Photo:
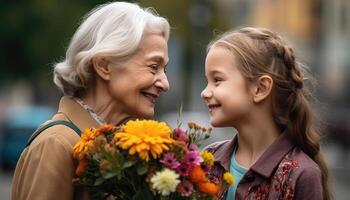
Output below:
[107,33,169,118]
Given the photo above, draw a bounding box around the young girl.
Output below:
[201,27,331,200]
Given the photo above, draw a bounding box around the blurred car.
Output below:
[0,106,55,171]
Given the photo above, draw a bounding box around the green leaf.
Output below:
[176,103,183,128]
[136,164,149,175]
[100,147,114,161]
[123,160,137,168]
[132,190,143,200]
[94,177,105,186]
[132,188,154,200]
[103,172,117,179]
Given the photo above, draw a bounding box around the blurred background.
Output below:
[1,0,349,199]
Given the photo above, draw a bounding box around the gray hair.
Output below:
[53,2,170,96]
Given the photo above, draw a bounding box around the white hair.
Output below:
[53,2,170,96]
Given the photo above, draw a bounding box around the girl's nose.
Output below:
[201,86,212,100]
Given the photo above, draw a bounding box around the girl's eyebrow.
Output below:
[208,69,224,76]
[205,69,225,79]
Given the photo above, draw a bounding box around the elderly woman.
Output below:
[12,2,170,200]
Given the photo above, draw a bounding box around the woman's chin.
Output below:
[137,107,155,119]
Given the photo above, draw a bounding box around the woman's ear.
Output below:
[252,75,273,103]
[92,57,111,80]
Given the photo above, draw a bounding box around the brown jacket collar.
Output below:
[213,131,295,178]
[56,96,99,131]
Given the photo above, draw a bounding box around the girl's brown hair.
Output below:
[209,27,331,200]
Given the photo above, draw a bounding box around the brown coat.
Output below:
[205,132,323,200]
[12,96,99,200]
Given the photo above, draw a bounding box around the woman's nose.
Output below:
[155,72,169,92]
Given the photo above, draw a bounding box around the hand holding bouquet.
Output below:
[73,120,233,200]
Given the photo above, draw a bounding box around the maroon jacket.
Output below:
[205,132,323,200]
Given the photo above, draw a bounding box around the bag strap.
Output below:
[26,120,81,147]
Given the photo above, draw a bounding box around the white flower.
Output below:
[150,168,180,196]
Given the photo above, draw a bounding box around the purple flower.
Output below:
[183,151,202,167]
[177,180,193,197]
[176,163,191,176]
[188,144,198,152]
[173,128,188,142]
[160,153,180,169]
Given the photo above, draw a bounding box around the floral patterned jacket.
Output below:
[205,132,323,200]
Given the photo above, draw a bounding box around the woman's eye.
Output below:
[148,64,158,74]
[149,64,158,70]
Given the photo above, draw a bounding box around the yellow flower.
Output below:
[150,168,180,196]
[200,151,215,166]
[223,172,234,186]
[114,120,174,161]
[73,128,98,159]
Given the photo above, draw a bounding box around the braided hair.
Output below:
[208,27,331,200]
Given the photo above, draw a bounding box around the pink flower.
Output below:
[160,153,181,169]
[177,179,193,197]
[183,151,202,167]
[173,128,188,142]
[177,163,191,176]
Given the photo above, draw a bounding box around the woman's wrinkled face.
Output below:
[108,34,169,118]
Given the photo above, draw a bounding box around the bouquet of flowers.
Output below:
[73,119,233,200]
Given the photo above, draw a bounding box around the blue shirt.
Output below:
[226,149,248,200]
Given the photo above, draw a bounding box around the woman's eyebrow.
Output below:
[148,55,169,66]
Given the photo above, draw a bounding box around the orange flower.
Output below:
[95,124,116,135]
[189,165,207,183]
[73,125,116,159]
[73,128,97,159]
[198,181,220,196]
[76,158,88,177]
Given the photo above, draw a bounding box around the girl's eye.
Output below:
[214,77,222,83]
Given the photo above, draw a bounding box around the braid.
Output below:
[265,29,332,200]
[275,43,304,90]
[265,31,304,90]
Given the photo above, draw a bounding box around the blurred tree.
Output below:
[0,0,132,103]
[1,0,97,81]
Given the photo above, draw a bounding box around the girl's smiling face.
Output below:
[201,46,255,127]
